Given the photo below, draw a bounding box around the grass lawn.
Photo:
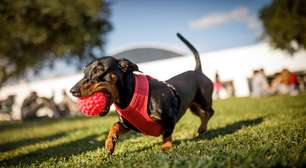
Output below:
[0,95,305,168]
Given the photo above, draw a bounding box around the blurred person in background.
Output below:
[38,96,69,118]
[271,69,289,95]
[213,72,223,99]
[270,68,299,96]
[0,95,15,121]
[21,91,77,120]
[21,91,44,120]
[225,82,235,97]
[251,69,269,97]
[288,71,299,96]
[58,90,79,116]
[298,73,306,92]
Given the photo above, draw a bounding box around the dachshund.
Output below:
[70,33,214,154]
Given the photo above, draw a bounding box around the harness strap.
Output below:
[114,73,163,137]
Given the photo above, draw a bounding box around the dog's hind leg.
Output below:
[105,122,129,155]
[190,102,214,134]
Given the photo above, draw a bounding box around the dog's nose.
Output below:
[70,87,81,97]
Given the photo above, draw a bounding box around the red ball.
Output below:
[77,92,109,116]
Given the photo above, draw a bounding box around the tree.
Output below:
[260,0,306,54]
[0,0,112,87]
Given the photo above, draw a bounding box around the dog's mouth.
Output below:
[76,88,114,116]
[73,80,119,116]
[99,91,113,116]
[89,86,114,116]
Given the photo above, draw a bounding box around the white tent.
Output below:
[1,43,306,119]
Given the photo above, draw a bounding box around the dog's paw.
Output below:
[161,141,172,151]
[197,128,207,135]
[197,125,207,135]
[105,138,115,155]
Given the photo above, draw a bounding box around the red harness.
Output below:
[114,73,163,137]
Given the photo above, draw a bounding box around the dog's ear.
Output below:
[118,58,139,73]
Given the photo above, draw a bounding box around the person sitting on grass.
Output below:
[270,68,299,96]
[288,72,299,96]
[21,91,44,120]
[58,90,79,116]
[0,95,15,121]
[251,69,269,97]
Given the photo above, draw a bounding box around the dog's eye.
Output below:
[94,67,104,74]
[95,69,101,73]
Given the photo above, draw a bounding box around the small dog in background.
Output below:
[70,33,214,154]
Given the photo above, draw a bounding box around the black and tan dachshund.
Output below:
[70,33,214,154]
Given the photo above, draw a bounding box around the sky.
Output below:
[105,0,272,54]
[24,0,273,81]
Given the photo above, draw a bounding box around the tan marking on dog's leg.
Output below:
[198,112,209,134]
[190,103,212,134]
[105,122,129,155]
[161,136,172,151]
[150,114,162,121]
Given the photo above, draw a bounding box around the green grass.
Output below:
[0,95,305,168]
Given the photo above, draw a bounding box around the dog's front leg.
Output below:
[160,110,176,151]
[161,120,175,151]
[162,133,173,151]
[105,122,129,155]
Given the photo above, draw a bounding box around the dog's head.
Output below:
[70,56,138,115]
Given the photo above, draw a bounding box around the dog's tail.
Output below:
[176,33,202,72]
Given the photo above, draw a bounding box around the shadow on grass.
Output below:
[0,111,119,132]
[197,117,263,140]
[1,132,107,167]
[1,117,264,165]
[0,116,88,132]
[174,117,264,145]
[0,122,106,152]
[0,132,66,152]
[121,117,264,155]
